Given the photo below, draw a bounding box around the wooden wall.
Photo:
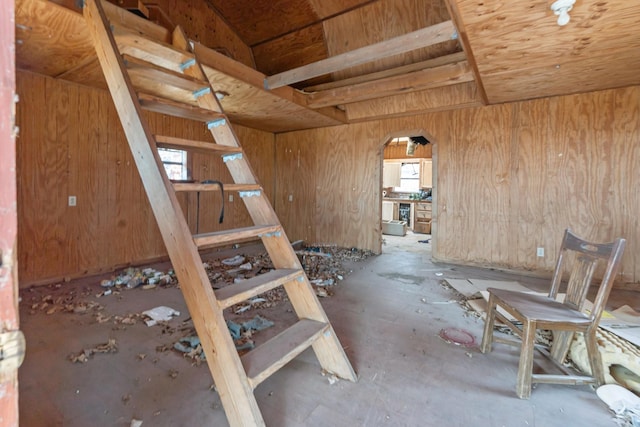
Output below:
[275,86,640,285]
[16,71,275,286]
[150,0,254,67]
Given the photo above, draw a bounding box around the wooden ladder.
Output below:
[83,1,357,425]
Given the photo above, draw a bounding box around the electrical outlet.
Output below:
[228,194,233,202]
[537,247,544,257]
[288,194,293,202]
[68,196,77,207]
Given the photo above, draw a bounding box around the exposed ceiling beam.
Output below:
[264,20,457,90]
[304,51,467,92]
[304,61,473,109]
[444,0,488,105]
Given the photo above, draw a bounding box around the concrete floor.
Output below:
[19,232,636,426]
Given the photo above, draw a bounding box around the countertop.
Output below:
[383,198,431,203]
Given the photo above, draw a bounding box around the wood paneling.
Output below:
[454,0,640,103]
[152,0,254,66]
[323,0,460,81]
[253,23,329,79]
[275,85,640,285]
[15,0,94,76]
[15,0,254,80]
[345,81,481,121]
[16,71,275,286]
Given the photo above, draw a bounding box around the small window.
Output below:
[158,148,188,180]
[399,162,420,191]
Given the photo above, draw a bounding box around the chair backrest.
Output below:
[548,229,626,324]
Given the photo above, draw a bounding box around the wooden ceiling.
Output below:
[13,0,640,132]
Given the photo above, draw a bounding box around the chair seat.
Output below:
[489,288,591,325]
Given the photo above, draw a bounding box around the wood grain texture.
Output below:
[345,81,481,121]
[274,85,640,285]
[454,0,640,103]
[15,0,94,76]
[139,0,254,66]
[323,0,460,81]
[253,23,329,78]
[15,71,275,285]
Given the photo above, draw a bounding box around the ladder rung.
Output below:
[112,24,194,74]
[194,224,281,248]
[138,93,225,122]
[173,183,260,192]
[242,319,329,389]
[216,269,304,309]
[124,55,209,95]
[155,135,241,154]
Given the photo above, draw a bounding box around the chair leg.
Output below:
[585,330,606,385]
[480,294,498,353]
[516,321,536,399]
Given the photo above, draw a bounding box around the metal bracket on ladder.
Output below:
[192,87,211,99]
[239,190,261,198]
[259,231,282,238]
[207,118,226,129]
[222,153,242,163]
[179,58,196,71]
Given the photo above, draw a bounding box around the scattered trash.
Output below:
[321,369,339,385]
[130,419,143,427]
[221,255,245,266]
[597,384,640,427]
[174,316,275,363]
[68,338,118,363]
[435,272,443,276]
[241,315,274,332]
[438,328,476,348]
[142,306,180,327]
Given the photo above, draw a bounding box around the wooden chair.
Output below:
[480,229,626,399]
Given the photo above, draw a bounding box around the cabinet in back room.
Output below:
[413,202,432,234]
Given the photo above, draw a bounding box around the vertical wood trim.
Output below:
[0,0,20,424]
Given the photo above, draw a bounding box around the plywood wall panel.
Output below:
[275,135,317,242]
[323,0,460,80]
[346,82,480,122]
[275,85,640,285]
[17,71,276,285]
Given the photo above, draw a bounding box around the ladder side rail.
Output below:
[84,2,265,425]
[173,25,357,382]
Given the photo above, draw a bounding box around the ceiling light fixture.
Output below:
[550,0,576,26]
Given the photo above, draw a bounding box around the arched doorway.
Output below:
[379,129,437,255]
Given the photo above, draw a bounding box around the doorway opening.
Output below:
[380,131,435,255]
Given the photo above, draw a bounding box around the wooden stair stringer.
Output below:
[173,28,357,382]
[84,1,265,425]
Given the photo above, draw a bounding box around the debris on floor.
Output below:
[438,328,476,348]
[142,306,181,327]
[173,315,276,364]
[597,384,640,427]
[68,338,118,363]
[443,278,640,395]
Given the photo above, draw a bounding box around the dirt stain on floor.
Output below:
[378,272,425,286]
